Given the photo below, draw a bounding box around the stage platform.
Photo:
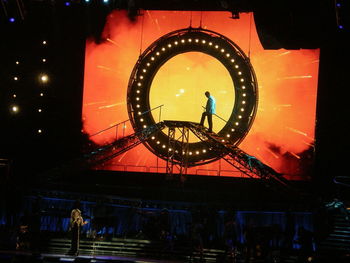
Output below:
[0,250,183,263]
[0,249,298,263]
[1,249,349,263]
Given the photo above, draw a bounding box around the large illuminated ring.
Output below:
[127,28,258,166]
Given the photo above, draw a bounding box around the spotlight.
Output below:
[40,74,49,83]
[65,1,70,6]
[9,18,15,23]
[11,105,19,113]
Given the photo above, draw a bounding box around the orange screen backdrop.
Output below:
[83,10,319,180]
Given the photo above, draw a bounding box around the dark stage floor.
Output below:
[2,250,350,263]
[0,250,183,263]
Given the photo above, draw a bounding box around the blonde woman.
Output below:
[68,204,88,256]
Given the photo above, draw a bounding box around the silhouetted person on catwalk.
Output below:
[200,91,216,133]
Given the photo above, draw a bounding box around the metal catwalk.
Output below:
[81,121,295,196]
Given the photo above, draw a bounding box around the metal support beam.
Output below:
[179,126,189,176]
[166,127,176,175]
[165,125,190,176]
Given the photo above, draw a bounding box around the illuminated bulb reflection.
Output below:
[40,74,49,83]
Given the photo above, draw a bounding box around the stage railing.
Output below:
[107,162,246,177]
[89,104,164,140]
[202,106,228,123]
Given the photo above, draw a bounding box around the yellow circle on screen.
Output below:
[150,51,235,142]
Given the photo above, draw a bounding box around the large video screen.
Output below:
[83,10,319,180]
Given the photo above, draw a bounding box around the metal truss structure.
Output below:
[84,122,166,167]
[84,120,293,192]
[42,120,295,194]
[165,121,190,176]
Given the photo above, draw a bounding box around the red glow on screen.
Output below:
[83,10,319,180]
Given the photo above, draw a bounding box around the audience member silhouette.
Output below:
[295,226,314,263]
